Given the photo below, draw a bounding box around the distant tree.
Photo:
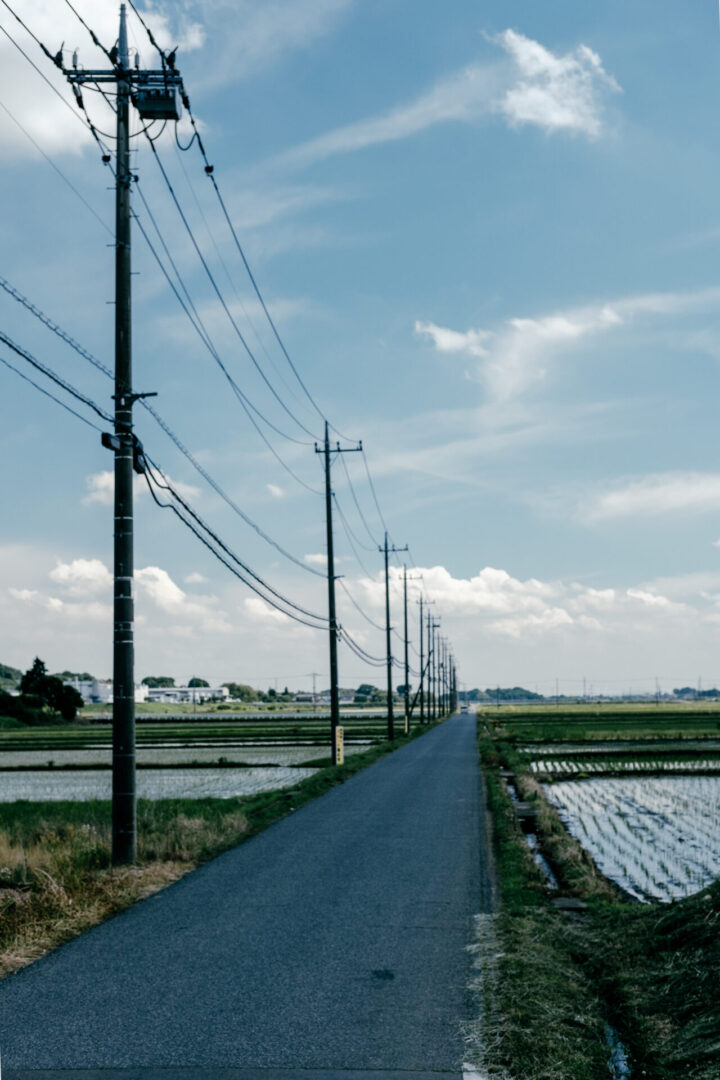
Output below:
[484,686,544,702]
[223,682,258,702]
[396,684,412,697]
[354,683,384,704]
[188,677,209,688]
[52,670,94,681]
[0,663,22,685]
[141,676,175,688]
[20,658,83,721]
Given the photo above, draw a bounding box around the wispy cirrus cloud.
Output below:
[273,29,620,170]
[416,285,720,401]
[585,472,720,522]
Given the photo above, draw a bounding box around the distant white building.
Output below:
[145,685,230,704]
[64,678,148,705]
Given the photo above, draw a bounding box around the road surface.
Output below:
[1,713,493,1079]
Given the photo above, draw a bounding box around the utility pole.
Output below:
[418,596,424,724]
[402,568,421,731]
[315,421,361,764]
[379,533,408,740]
[67,5,181,865]
[403,566,410,734]
[431,618,441,720]
[112,7,135,867]
[427,610,435,719]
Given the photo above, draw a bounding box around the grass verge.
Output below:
[474,733,720,1079]
[0,727,431,980]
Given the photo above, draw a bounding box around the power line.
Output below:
[0,351,102,430]
[0,329,112,423]
[337,578,384,632]
[333,494,377,579]
[339,628,386,667]
[61,0,116,64]
[132,193,316,454]
[131,198,323,493]
[362,447,388,534]
[0,94,111,234]
[171,142,308,414]
[145,136,320,442]
[338,450,379,549]
[0,271,325,575]
[144,458,329,628]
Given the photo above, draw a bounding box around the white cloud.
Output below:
[136,566,186,611]
[585,472,720,521]
[49,558,112,594]
[274,29,618,170]
[193,0,356,90]
[494,29,620,138]
[267,484,284,498]
[357,562,701,641]
[244,596,291,625]
[416,286,720,402]
[184,571,208,584]
[82,470,200,506]
[304,553,328,566]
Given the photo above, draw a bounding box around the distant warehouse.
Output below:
[63,679,229,705]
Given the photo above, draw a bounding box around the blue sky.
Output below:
[3,0,720,696]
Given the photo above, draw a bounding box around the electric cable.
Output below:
[173,88,329,429]
[145,136,320,442]
[361,447,388,534]
[0,17,110,154]
[0,328,328,630]
[132,196,312,447]
[338,450,379,549]
[338,628,386,667]
[0,94,111,234]
[143,467,328,632]
[123,1,333,434]
[0,329,113,424]
[171,142,306,411]
[61,0,116,64]
[333,494,377,579]
[0,271,325,574]
[131,201,323,494]
[144,456,329,626]
[337,578,384,632]
[0,352,102,430]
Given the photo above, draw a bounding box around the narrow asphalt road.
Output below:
[1,713,493,1080]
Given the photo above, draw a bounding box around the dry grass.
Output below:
[0,808,250,979]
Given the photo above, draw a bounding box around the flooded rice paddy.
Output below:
[544,775,720,902]
[0,766,318,802]
[0,745,367,768]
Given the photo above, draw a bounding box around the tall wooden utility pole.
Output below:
[418,596,424,723]
[403,566,409,733]
[379,533,407,741]
[315,422,360,763]
[112,6,135,866]
[67,4,182,864]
